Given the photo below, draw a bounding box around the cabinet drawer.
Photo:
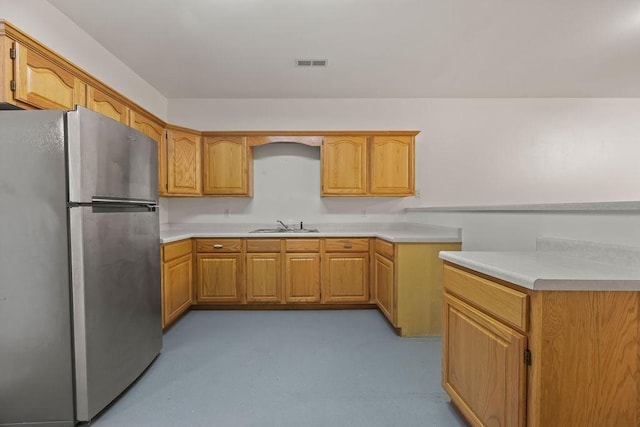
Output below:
[163,239,192,262]
[285,239,320,252]
[247,239,281,253]
[325,238,369,252]
[196,239,243,253]
[375,239,394,260]
[443,264,528,332]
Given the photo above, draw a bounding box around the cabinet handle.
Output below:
[213,244,223,249]
[343,243,352,249]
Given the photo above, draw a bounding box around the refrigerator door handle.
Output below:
[92,197,157,205]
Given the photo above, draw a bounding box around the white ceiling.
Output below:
[47,0,640,99]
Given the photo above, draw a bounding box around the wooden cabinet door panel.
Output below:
[130,110,166,196]
[87,86,128,124]
[322,253,369,303]
[14,41,86,110]
[370,135,414,195]
[167,129,201,195]
[321,136,367,195]
[202,136,250,195]
[443,294,527,427]
[374,253,395,323]
[246,253,281,303]
[197,254,243,303]
[162,254,192,327]
[285,253,320,302]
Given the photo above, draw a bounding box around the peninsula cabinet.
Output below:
[12,40,87,110]
[161,240,193,329]
[442,263,640,427]
[284,239,321,303]
[196,239,244,303]
[202,136,252,196]
[374,239,461,336]
[166,127,202,196]
[322,238,370,303]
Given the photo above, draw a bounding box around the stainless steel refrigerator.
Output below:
[0,107,162,426]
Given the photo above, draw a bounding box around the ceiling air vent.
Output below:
[296,59,328,67]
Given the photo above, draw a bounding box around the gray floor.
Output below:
[89,310,468,427]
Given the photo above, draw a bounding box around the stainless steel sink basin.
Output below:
[250,228,319,233]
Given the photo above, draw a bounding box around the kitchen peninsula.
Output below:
[160,222,461,336]
[439,237,640,427]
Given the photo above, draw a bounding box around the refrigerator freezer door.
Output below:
[69,205,162,421]
[67,106,158,204]
[0,110,75,426]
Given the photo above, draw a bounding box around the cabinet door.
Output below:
[202,136,251,196]
[285,253,320,303]
[369,135,414,196]
[13,41,86,110]
[87,86,128,124]
[167,129,201,195]
[162,253,192,327]
[197,254,243,303]
[321,136,367,195]
[374,253,395,323]
[322,253,369,303]
[443,294,527,427]
[246,253,281,303]
[130,110,167,196]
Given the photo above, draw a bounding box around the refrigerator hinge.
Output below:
[9,47,16,59]
[524,349,532,366]
[10,80,16,91]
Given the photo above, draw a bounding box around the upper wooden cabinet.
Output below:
[167,127,202,195]
[130,110,167,196]
[321,136,368,195]
[87,86,128,124]
[321,133,416,197]
[13,41,86,110]
[202,136,252,196]
[369,135,414,196]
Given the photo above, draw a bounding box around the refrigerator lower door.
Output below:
[69,204,162,421]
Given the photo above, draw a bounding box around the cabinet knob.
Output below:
[344,243,352,249]
[213,244,223,249]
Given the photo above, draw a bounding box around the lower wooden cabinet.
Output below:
[374,252,395,321]
[323,238,370,303]
[246,253,281,303]
[161,240,193,328]
[443,263,640,427]
[284,253,321,303]
[374,239,461,336]
[196,253,244,303]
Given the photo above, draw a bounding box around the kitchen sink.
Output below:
[250,228,319,233]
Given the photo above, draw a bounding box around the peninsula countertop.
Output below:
[440,237,640,291]
[160,222,462,244]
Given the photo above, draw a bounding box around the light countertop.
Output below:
[160,222,462,244]
[440,237,640,291]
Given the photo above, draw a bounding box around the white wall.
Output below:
[167,98,640,224]
[0,0,167,119]
[407,210,640,250]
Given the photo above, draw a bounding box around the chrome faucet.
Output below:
[277,220,292,230]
